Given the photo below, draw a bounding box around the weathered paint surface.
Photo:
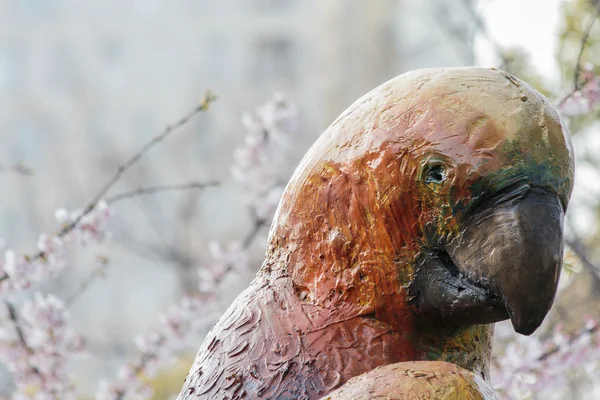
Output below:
[322,361,497,400]
[178,67,574,399]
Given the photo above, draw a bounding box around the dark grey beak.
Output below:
[448,186,564,335]
[412,185,565,335]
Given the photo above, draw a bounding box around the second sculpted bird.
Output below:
[178,67,574,399]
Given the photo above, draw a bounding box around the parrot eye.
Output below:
[424,164,447,184]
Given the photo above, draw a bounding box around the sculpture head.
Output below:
[264,67,574,336]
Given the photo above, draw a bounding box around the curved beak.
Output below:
[412,185,565,335]
[448,186,564,335]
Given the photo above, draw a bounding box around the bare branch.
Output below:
[242,219,267,249]
[62,90,217,239]
[0,162,33,176]
[539,320,598,363]
[0,91,217,284]
[574,5,600,90]
[106,181,219,204]
[64,255,109,308]
[114,336,167,400]
[4,302,57,398]
[565,238,600,277]
[6,302,33,355]
[557,6,600,106]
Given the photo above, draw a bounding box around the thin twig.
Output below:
[239,180,285,249]
[0,162,33,176]
[200,217,266,294]
[64,256,109,308]
[557,6,600,106]
[106,181,219,204]
[502,238,600,368]
[565,238,600,277]
[115,210,266,400]
[114,336,167,400]
[242,218,267,249]
[62,90,216,240]
[0,91,217,284]
[5,302,57,398]
[574,5,600,90]
[6,302,33,355]
[535,321,599,364]
[494,320,600,382]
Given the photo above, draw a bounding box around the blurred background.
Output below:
[0,0,599,399]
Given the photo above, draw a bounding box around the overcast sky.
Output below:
[476,0,562,86]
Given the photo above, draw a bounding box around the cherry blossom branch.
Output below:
[0,91,217,285]
[6,303,29,352]
[242,218,267,248]
[538,320,600,363]
[0,92,218,400]
[56,90,216,245]
[4,301,60,396]
[493,318,600,399]
[4,301,58,397]
[557,7,600,110]
[107,220,265,399]
[573,5,600,91]
[2,294,82,399]
[97,94,297,400]
[89,91,217,212]
[112,335,167,400]
[87,90,216,217]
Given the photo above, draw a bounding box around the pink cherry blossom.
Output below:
[0,293,83,400]
[493,319,600,399]
[559,68,600,116]
[2,89,598,400]
[232,93,297,222]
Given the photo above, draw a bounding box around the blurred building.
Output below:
[0,0,476,173]
[0,0,476,395]
[0,0,478,240]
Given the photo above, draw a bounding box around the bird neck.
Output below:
[408,323,494,379]
[260,240,494,381]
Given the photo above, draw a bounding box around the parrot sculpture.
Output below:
[178,67,574,399]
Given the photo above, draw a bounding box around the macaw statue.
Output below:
[178,67,574,399]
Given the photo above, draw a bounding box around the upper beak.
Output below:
[447,185,565,335]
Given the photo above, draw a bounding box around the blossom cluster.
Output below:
[95,295,205,400]
[0,91,294,399]
[232,93,298,222]
[559,65,600,116]
[0,294,84,400]
[493,319,600,399]
[0,201,111,294]
[95,95,296,400]
[2,85,598,400]
[95,240,250,400]
[0,201,111,399]
[197,241,249,293]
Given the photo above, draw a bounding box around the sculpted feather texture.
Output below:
[178,67,574,399]
[322,361,497,400]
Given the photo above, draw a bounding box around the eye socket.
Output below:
[424,164,447,184]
